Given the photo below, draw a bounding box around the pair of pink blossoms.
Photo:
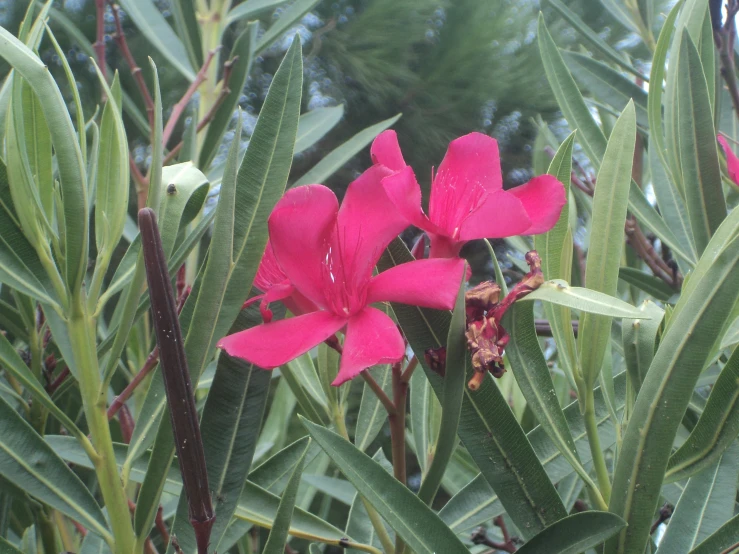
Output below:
[217,131,566,385]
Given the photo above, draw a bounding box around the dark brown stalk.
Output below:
[388,361,408,554]
[139,208,214,554]
[715,1,739,120]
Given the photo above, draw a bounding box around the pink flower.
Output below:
[371,131,567,258]
[218,168,466,385]
[718,135,739,186]
[246,240,318,323]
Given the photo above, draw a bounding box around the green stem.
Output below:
[332,402,395,554]
[29,326,47,435]
[36,507,58,554]
[388,364,408,554]
[68,298,136,554]
[583,388,612,504]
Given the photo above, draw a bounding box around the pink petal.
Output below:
[457,189,531,241]
[507,174,567,234]
[370,130,407,171]
[427,233,464,259]
[254,241,288,292]
[332,307,405,385]
[336,165,410,285]
[217,310,345,369]
[718,135,739,186]
[366,257,465,310]
[429,133,503,232]
[258,281,296,323]
[268,185,338,308]
[381,166,435,233]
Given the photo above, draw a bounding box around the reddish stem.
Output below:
[46,367,70,395]
[155,505,170,544]
[163,57,237,165]
[162,49,220,147]
[111,3,154,129]
[107,346,160,421]
[94,0,107,82]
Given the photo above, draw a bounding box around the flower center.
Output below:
[429,173,487,239]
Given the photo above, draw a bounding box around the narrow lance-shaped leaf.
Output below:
[416,274,467,505]
[522,279,648,318]
[535,132,578,383]
[622,301,664,394]
[0,396,111,543]
[515,512,627,554]
[606,207,739,554]
[139,208,214,554]
[676,31,726,254]
[261,439,311,554]
[665,346,739,483]
[578,101,636,388]
[656,442,739,552]
[302,418,469,554]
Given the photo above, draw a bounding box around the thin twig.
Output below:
[94,0,107,82]
[162,57,237,165]
[715,1,739,120]
[162,48,221,147]
[155,505,170,545]
[111,3,154,128]
[360,370,396,415]
[720,541,739,554]
[625,219,682,288]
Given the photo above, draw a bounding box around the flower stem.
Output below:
[389,363,408,554]
[331,399,395,554]
[583,388,612,504]
[68,298,135,554]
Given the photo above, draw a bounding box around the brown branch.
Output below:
[162,57,237,165]
[720,541,739,554]
[534,319,579,337]
[111,3,154,129]
[715,1,739,120]
[625,218,682,288]
[155,505,170,545]
[94,0,107,82]
[650,503,673,534]
[162,48,221,147]
[360,370,396,415]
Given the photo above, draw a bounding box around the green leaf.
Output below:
[78,533,108,554]
[523,279,647,318]
[92,71,129,276]
[538,15,694,265]
[293,114,401,187]
[410,363,437,475]
[294,105,345,154]
[677,31,726,255]
[169,0,202,70]
[439,373,626,534]
[199,23,257,170]
[0,159,62,309]
[116,0,195,80]
[0,398,111,543]
[255,0,322,53]
[261,439,310,554]
[0,536,24,554]
[578,101,636,387]
[563,51,649,128]
[416,277,467,505]
[250,437,322,494]
[656,442,739,552]
[607,208,739,554]
[504,302,599,504]
[535,132,578,383]
[0,329,85,442]
[666,347,739,483]
[0,26,87,291]
[354,364,391,452]
[515,512,627,554]
[618,267,676,302]
[721,316,739,350]
[302,418,469,554]
[690,512,739,554]
[225,0,291,27]
[380,238,567,539]
[546,0,645,80]
[598,0,641,33]
[169,306,272,554]
[621,301,664,393]
[281,352,329,425]
[45,435,348,550]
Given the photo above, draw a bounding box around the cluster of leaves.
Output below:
[2,0,739,554]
